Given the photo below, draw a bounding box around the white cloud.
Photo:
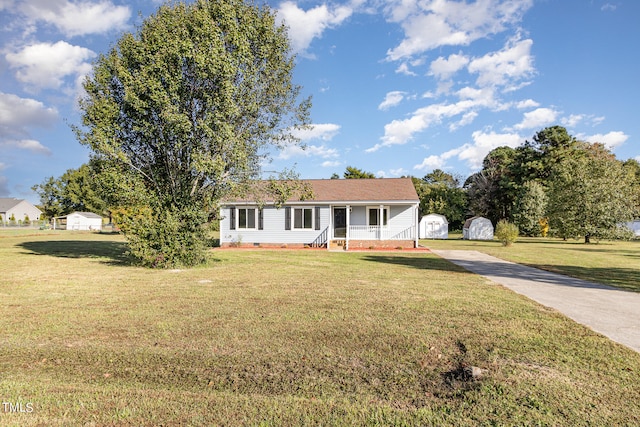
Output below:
[449,111,478,131]
[6,41,96,91]
[429,52,469,80]
[468,36,534,89]
[389,167,407,176]
[371,92,499,152]
[513,107,558,130]
[395,62,417,76]
[515,99,539,109]
[415,130,523,171]
[579,131,629,149]
[0,92,58,133]
[601,3,617,12]
[277,1,352,55]
[321,160,342,167]
[458,130,523,169]
[561,114,584,128]
[378,91,406,110]
[4,139,52,155]
[0,92,57,155]
[19,0,130,37]
[414,155,446,171]
[278,125,341,160]
[385,0,534,61]
[292,123,341,141]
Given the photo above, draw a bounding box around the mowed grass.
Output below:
[423,235,640,292]
[1,231,639,426]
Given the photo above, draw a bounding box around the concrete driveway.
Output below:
[430,249,640,353]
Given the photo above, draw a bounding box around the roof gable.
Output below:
[0,198,40,213]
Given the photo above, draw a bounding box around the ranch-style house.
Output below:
[219,178,420,250]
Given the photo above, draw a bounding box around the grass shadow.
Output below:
[525,264,640,293]
[18,240,134,266]
[361,254,469,273]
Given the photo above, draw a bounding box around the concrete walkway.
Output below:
[430,249,640,353]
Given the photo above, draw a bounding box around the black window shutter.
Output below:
[258,208,264,230]
[285,207,291,230]
[315,207,320,230]
[229,207,236,230]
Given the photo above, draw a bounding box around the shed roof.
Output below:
[225,178,419,204]
[463,216,490,229]
[54,212,103,219]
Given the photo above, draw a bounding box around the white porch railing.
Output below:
[348,225,416,240]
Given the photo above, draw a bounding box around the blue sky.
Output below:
[1,0,638,204]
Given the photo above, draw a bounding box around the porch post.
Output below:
[379,205,384,240]
[345,205,350,251]
[414,204,419,248]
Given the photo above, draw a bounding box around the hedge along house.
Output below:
[219,178,420,250]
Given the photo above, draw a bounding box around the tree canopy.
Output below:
[75,0,310,267]
[342,166,376,179]
[32,163,107,219]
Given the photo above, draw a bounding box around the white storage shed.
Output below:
[463,216,494,240]
[53,212,103,231]
[419,213,449,239]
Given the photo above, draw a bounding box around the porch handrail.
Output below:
[348,225,415,240]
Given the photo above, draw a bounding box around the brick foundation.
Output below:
[345,240,416,249]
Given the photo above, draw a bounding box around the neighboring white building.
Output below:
[219,178,420,250]
[53,212,103,231]
[419,213,448,239]
[463,216,494,240]
[0,198,42,224]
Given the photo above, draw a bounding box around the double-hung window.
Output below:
[293,207,313,229]
[238,208,256,229]
[367,206,389,227]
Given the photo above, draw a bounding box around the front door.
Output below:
[333,207,346,238]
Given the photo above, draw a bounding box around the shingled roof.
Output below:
[225,178,419,204]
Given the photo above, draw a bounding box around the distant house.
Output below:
[419,213,448,239]
[463,216,494,240]
[219,178,420,250]
[0,198,42,224]
[53,212,103,231]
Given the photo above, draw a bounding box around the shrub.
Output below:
[495,219,519,246]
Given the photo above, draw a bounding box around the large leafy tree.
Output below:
[547,142,636,243]
[512,180,547,236]
[417,169,467,230]
[32,163,107,219]
[464,146,517,224]
[76,0,310,267]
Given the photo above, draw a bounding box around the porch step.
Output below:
[329,240,347,251]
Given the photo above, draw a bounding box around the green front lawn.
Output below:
[1,232,639,425]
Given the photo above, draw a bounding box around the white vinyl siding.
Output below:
[221,205,330,245]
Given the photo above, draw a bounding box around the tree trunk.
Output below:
[584,234,590,244]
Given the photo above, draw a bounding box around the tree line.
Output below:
[327,126,640,242]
